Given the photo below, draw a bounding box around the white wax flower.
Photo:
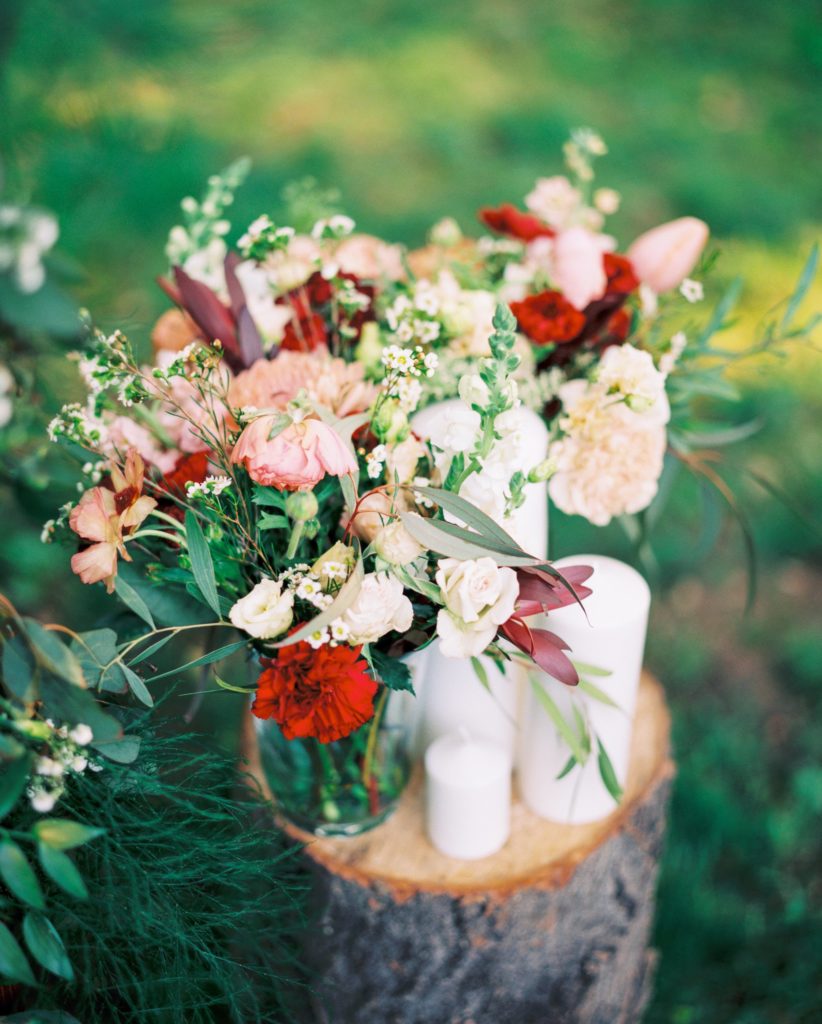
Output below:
[525,175,582,230]
[341,573,413,644]
[229,578,294,640]
[68,723,93,746]
[458,373,490,409]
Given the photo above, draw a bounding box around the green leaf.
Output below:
[185,512,222,617]
[214,673,257,695]
[597,737,623,804]
[401,512,538,566]
[578,677,622,711]
[38,845,88,900]
[23,912,73,981]
[0,754,33,820]
[0,840,45,909]
[114,574,156,629]
[126,631,176,667]
[252,485,287,509]
[571,660,612,678]
[556,753,577,781]
[33,819,104,851]
[781,242,818,331]
[70,629,127,694]
[3,636,35,700]
[370,649,413,693]
[90,734,141,764]
[38,675,122,743]
[413,485,527,553]
[121,665,154,708]
[697,276,743,346]
[21,620,85,688]
[529,676,588,765]
[0,921,36,985]
[0,734,25,760]
[470,656,491,693]
[148,639,248,681]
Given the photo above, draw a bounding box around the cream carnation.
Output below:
[596,344,669,420]
[229,578,294,640]
[341,572,413,644]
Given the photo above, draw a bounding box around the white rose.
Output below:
[435,558,518,626]
[374,522,425,566]
[436,608,496,658]
[229,578,294,640]
[341,572,413,644]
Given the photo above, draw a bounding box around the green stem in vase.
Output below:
[362,686,388,804]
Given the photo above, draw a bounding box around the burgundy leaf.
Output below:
[502,618,579,686]
[223,252,246,320]
[516,564,593,612]
[237,305,265,365]
[156,275,182,306]
[172,266,243,370]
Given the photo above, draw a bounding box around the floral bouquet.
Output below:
[46,295,594,833]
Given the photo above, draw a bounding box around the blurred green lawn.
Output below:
[1,2,821,1021]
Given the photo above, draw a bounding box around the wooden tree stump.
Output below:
[243,672,674,1024]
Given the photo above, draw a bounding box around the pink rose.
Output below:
[627,217,709,294]
[231,415,357,490]
[551,226,611,309]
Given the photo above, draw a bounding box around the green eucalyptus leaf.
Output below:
[90,734,141,764]
[214,674,257,695]
[412,485,527,553]
[0,734,25,760]
[0,754,32,820]
[556,753,577,781]
[70,629,127,694]
[578,677,622,711]
[401,512,537,565]
[0,921,36,985]
[38,845,88,901]
[185,512,222,618]
[21,621,85,688]
[121,665,154,708]
[2,636,36,701]
[529,676,587,765]
[33,819,104,851]
[597,737,623,804]
[114,574,156,629]
[148,639,248,682]
[23,912,73,981]
[0,840,45,909]
[470,656,491,693]
[126,631,176,667]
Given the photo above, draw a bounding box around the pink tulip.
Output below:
[627,217,709,294]
[551,226,610,309]
[231,415,357,490]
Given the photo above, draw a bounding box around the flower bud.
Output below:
[627,217,709,294]
[528,456,558,483]
[373,399,409,444]
[374,521,425,566]
[285,490,319,522]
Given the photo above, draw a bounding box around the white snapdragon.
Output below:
[340,573,413,644]
[435,558,519,658]
[229,578,294,640]
[596,344,668,419]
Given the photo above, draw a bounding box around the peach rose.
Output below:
[231,415,357,490]
[627,217,709,294]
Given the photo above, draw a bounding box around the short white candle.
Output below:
[425,729,512,860]
[518,555,651,825]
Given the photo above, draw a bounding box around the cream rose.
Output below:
[341,572,413,644]
[229,578,294,640]
[435,557,518,659]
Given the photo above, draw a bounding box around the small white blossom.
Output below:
[680,278,704,303]
[70,755,88,773]
[30,789,58,813]
[69,723,93,746]
[306,627,330,649]
[186,475,232,499]
[36,756,64,778]
[40,519,56,544]
[330,620,350,643]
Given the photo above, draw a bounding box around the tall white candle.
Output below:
[410,399,549,756]
[425,728,512,860]
[518,555,651,825]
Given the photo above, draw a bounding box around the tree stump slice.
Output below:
[243,671,674,1024]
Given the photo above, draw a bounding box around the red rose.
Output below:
[603,253,639,296]
[509,291,586,345]
[252,641,378,743]
[478,203,555,243]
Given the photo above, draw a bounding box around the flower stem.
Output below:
[362,686,389,791]
[285,520,305,559]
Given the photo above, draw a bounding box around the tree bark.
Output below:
[244,672,674,1024]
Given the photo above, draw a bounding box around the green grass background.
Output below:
[1,1,821,1020]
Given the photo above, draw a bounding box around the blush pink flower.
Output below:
[231,415,357,490]
[551,226,612,309]
[627,217,709,294]
[69,449,157,592]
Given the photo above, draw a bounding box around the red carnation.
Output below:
[478,203,555,243]
[510,291,586,345]
[603,253,639,296]
[252,641,378,743]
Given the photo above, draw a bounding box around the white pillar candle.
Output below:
[414,646,522,757]
[518,555,651,825]
[410,399,549,759]
[425,728,512,859]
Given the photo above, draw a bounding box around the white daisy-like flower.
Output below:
[680,278,704,303]
[306,627,330,649]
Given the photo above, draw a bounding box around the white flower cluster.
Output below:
[27,721,101,814]
[237,216,295,257]
[659,331,688,375]
[186,475,232,500]
[381,345,438,377]
[0,203,59,294]
[47,403,107,447]
[548,344,670,527]
[311,214,356,240]
[366,443,388,480]
[385,291,442,345]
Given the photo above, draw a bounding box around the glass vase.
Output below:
[253,687,413,837]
